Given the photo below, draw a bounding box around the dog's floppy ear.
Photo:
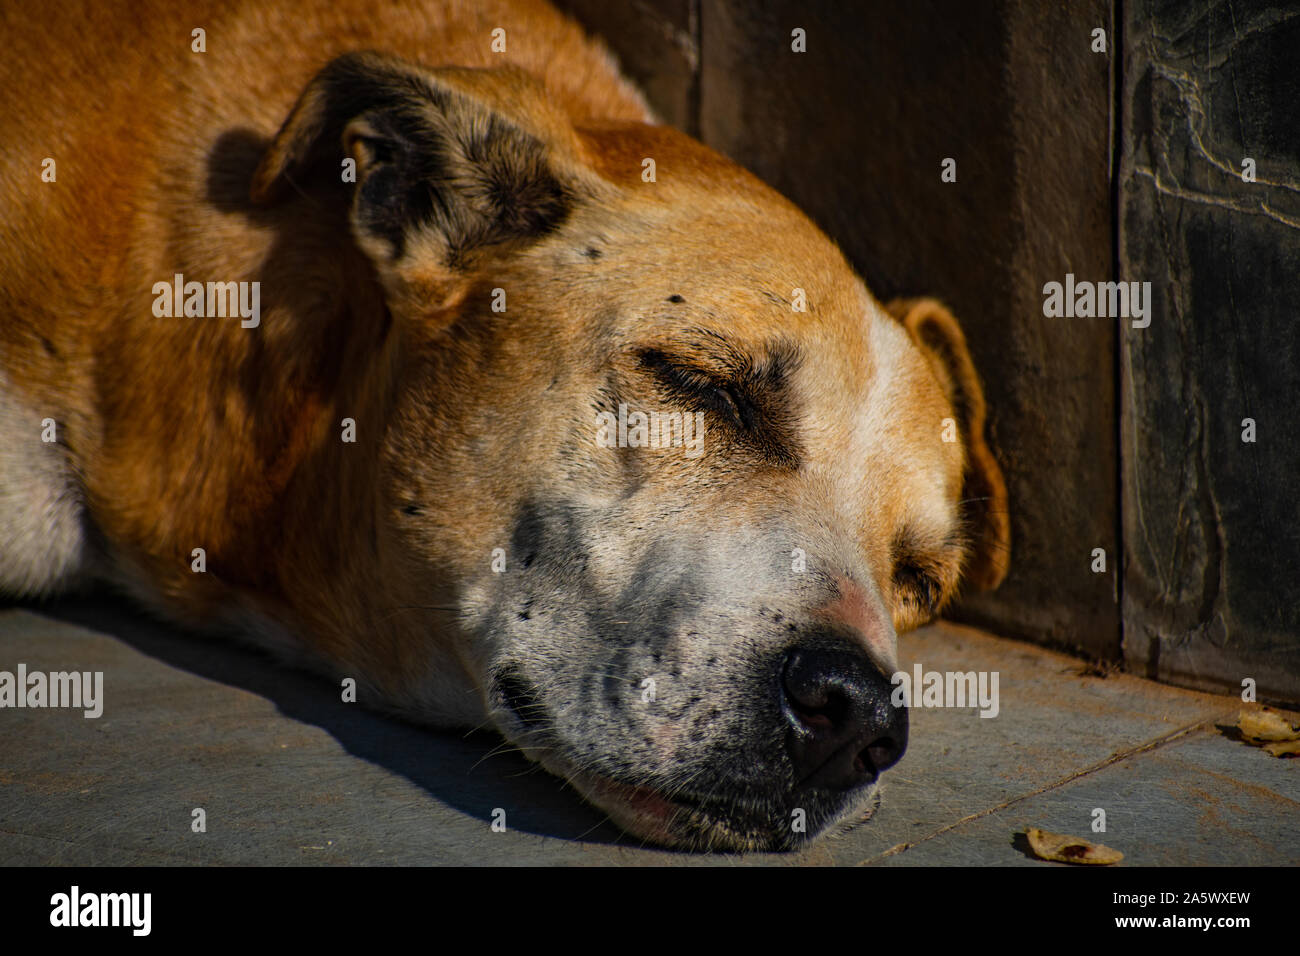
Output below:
[251,51,590,312]
[886,297,1010,591]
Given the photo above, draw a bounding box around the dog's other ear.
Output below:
[251,51,593,314]
[886,297,1011,591]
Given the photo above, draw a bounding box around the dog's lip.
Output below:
[560,761,881,851]
[578,772,735,821]
[528,740,878,849]
[570,770,790,842]
[571,772,692,845]
[589,776,677,816]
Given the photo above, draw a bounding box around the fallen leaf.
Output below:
[1025,827,1123,865]
[1262,739,1300,758]
[1236,708,1300,749]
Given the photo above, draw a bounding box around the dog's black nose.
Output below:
[781,644,908,790]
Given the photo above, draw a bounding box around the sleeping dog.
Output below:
[0,0,1008,850]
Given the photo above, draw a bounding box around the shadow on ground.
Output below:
[10,591,626,849]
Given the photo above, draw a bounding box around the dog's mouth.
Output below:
[574,774,689,848]
[490,665,879,851]
[551,764,875,852]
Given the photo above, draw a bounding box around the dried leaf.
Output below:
[1262,739,1300,758]
[1236,708,1300,743]
[1025,827,1123,865]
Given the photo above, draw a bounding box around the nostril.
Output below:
[790,706,834,732]
[863,737,902,773]
[782,651,852,731]
[787,690,850,731]
[852,749,869,776]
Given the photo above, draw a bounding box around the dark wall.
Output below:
[1120,1,1300,702]
[556,0,1300,702]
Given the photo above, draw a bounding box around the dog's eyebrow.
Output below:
[664,327,801,380]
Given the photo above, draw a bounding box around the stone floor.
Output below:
[1,596,1296,865]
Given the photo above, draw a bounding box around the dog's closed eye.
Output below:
[893,562,941,613]
[632,346,800,469]
[636,348,753,429]
[889,524,969,630]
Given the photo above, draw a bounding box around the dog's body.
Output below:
[1,0,1009,850]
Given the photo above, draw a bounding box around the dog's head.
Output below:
[253,52,1009,851]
